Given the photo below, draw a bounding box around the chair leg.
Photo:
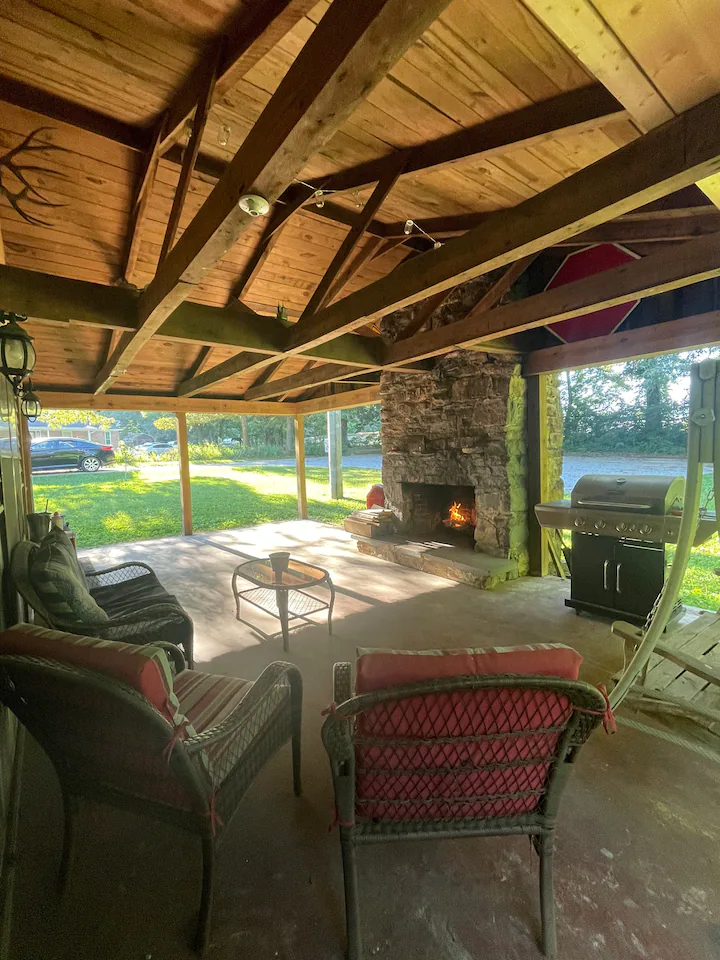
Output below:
[195,832,215,955]
[58,787,77,895]
[289,669,303,797]
[340,836,362,960]
[539,834,557,958]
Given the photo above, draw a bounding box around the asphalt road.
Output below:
[37,453,702,490]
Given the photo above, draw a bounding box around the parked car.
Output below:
[30,438,115,473]
[138,442,177,455]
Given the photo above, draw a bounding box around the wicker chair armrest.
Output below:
[83,561,155,587]
[333,662,354,705]
[52,604,190,647]
[185,662,302,754]
[149,640,188,673]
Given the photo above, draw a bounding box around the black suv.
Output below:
[30,438,115,473]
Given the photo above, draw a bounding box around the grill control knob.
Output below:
[574,517,585,528]
[639,523,653,535]
[616,522,627,533]
[628,524,637,533]
[594,520,606,531]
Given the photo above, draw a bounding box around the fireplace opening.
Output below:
[401,482,477,548]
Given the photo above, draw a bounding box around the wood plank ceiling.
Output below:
[0,0,719,409]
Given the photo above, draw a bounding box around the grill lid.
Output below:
[570,474,685,515]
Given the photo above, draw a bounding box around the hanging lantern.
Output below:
[20,381,41,421]
[0,313,36,395]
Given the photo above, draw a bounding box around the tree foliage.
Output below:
[560,353,709,455]
[42,409,115,430]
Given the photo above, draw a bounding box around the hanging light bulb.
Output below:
[313,189,325,209]
[218,124,231,147]
[20,381,41,421]
[0,313,36,395]
[403,219,414,235]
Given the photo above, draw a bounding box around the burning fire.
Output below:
[443,500,476,529]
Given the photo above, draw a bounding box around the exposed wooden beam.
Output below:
[159,1,319,153]
[310,85,625,195]
[123,119,168,285]
[552,210,720,247]
[0,266,387,370]
[385,233,720,366]
[37,393,297,415]
[159,55,219,264]
[245,363,367,400]
[520,0,720,209]
[299,158,407,319]
[186,346,214,380]
[295,384,380,413]
[324,237,385,306]
[286,94,720,354]
[98,0,451,395]
[397,290,452,341]
[524,310,720,376]
[177,352,289,397]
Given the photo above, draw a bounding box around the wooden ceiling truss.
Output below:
[1,1,720,414]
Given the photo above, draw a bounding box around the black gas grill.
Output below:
[534,474,706,625]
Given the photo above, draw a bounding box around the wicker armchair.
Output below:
[11,540,194,666]
[0,625,302,954]
[322,661,607,960]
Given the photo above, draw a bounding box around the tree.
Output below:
[43,409,115,431]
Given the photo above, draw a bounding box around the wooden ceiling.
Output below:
[1,0,720,413]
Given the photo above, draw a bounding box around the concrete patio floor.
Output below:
[9,521,720,960]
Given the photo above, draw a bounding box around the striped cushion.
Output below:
[30,537,107,626]
[1,625,187,728]
[174,670,253,785]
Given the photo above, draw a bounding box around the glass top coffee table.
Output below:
[232,556,335,651]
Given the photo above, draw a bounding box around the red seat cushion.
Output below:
[0,625,184,728]
[352,644,582,822]
[173,670,253,786]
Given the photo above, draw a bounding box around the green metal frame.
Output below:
[322,662,605,960]
[611,357,720,708]
[0,651,302,954]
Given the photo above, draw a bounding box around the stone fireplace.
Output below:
[381,348,530,576]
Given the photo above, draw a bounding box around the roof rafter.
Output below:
[285,92,720,355]
[305,85,626,196]
[385,233,720,365]
[93,0,453,395]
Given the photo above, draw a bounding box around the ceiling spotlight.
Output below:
[238,194,271,217]
[403,219,414,235]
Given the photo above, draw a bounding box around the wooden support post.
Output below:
[294,415,308,519]
[327,409,343,500]
[16,402,34,519]
[176,412,193,536]
[526,375,550,577]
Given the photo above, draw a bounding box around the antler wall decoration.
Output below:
[0,127,68,227]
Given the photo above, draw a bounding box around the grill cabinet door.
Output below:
[570,533,615,608]
[613,541,665,618]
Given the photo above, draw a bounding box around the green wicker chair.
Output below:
[0,624,302,954]
[322,661,606,960]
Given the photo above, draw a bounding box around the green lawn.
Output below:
[32,464,379,548]
[33,462,720,611]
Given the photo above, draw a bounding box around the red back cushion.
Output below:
[0,626,185,728]
[352,644,582,822]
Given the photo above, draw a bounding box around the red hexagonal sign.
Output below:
[545,243,641,343]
